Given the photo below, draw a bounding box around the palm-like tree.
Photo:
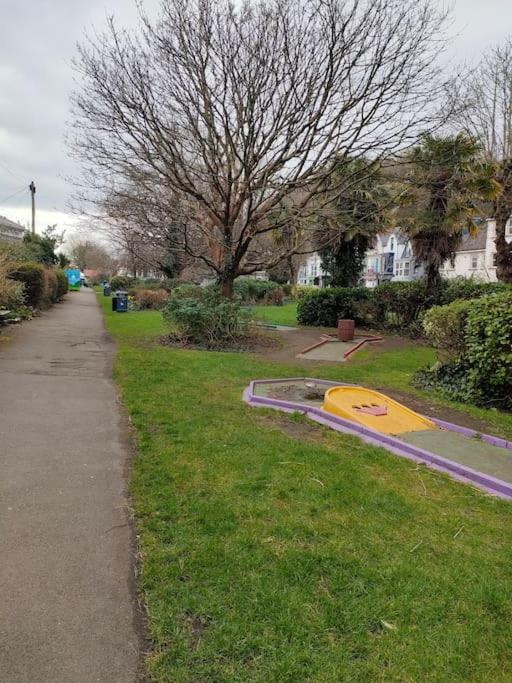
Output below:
[315,159,390,287]
[401,134,499,295]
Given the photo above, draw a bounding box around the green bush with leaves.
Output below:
[297,287,368,327]
[55,269,69,300]
[9,261,46,309]
[163,288,250,347]
[440,277,510,304]
[464,292,512,408]
[416,291,512,408]
[422,299,473,359]
[110,275,132,291]
[0,253,25,313]
[233,277,280,303]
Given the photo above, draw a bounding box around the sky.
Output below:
[0,0,511,241]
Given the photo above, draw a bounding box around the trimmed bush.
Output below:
[110,275,132,291]
[0,253,26,312]
[440,277,510,305]
[43,269,58,307]
[233,278,280,303]
[464,292,512,408]
[9,261,46,308]
[162,288,250,347]
[55,269,69,300]
[416,291,512,408]
[134,288,168,310]
[297,287,368,327]
[292,285,319,301]
[422,299,473,359]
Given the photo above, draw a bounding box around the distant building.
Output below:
[363,230,422,288]
[0,215,25,243]
[298,219,512,289]
[297,252,328,286]
[440,219,512,282]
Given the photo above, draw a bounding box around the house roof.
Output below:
[0,215,25,236]
[456,225,487,252]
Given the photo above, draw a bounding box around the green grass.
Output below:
[100,297,512,682]
[252,301,298,326]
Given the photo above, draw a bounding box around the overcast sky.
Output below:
[0,0,511,238]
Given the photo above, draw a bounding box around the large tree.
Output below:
[314,160,389,287]
[70,0,449,297]
[402,134,498,295]
[451,39,512,281]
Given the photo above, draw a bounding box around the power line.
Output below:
[0,185,28,205]
[0,159,23,180]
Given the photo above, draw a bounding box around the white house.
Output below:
[297,219,512,288]
[363,230,422,287]
[440,219,512,282]
[297,252,328,286]
[0,215,25,243]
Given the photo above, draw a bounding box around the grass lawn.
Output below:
[252,301,298,327]
[100,298,512,682]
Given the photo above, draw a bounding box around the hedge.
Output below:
[9,262,46,308]
[297,278,512,335]
[55,269,69,300]
[416,291,512,408]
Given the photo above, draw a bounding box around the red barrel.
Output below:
[338,319,355,341]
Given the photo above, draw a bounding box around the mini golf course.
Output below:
[244,378,512,499]
[297,334,382,362]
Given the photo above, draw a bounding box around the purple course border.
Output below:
[243,378,512,500]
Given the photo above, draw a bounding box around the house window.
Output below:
[395,261,410,277]
[470,254,479,269]
[506,222,512,236]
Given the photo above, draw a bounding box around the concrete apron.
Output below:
[0,289,141,682]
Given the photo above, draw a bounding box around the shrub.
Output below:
[440,277,510,305]
[292,285,319,301]
[233,278,280,303]
[134,288,168,310]
[267,287,284,306]
[297,287,368,327]
[55,269,69,300]
[110,275,132,291]
[464,291,512,408]
[0,253,25,312]
[9,261,46,308]
[162,288,250,347]
[422,299,473,359]
[43,269,58,307]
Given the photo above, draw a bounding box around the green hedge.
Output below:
[9,262,46,308]
[464,292,512,408]
[416,291,512,408]
[297,278,512,334]
[55,269,69,300]
[422,299,473,359]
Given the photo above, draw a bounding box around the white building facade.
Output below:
[297,252,328,286]
[297,220,512,288]
[440,219,512,282]
[0,215,25,243]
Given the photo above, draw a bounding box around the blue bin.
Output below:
[103,285,111,297]
[114,290,128,313]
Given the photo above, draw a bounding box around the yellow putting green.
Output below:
[322,386,437,436]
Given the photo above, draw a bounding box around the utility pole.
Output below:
[29,181,36,234]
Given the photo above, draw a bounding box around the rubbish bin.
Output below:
[103,285,111,297]
[114,290,128,313]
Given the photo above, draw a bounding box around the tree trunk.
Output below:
[425,261,441,299]
[219,276,234,299]
[495,214,512,282]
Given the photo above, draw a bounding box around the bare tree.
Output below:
[68,236,118,274]
[70,0,449,297]
[451,39,512,282]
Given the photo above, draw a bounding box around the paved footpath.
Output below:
[0,289,142,681]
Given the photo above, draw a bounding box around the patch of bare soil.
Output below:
[160,331,281,353]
